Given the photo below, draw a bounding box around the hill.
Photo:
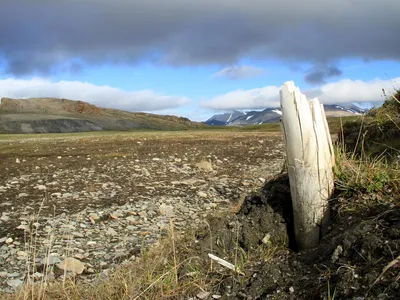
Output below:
[0,97,203,133]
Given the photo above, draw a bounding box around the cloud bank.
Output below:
[0,78,190,112]
[202,77,398,110]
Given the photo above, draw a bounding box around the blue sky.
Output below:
[0,0,399,121]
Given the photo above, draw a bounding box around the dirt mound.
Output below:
[340,91,400,160]
[194,174,400,299]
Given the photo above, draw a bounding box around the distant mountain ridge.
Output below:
[0,97,202,133]
[205,104,367,126]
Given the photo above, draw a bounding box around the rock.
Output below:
[7,279,23,289]
[197,291,211,299]
[42,256,61,265]
[17,251,29,258]
[89,213,100,221]
[262,234,271,245]
[56,257,85,275]
[197,191,208,198]
[106,227,117,236]
[331,245,343,263]
[159,204,174,217]
[16,158,20,164]
[195,161,213,172]
[35,185,47,190]
[0,215,10,222]
[142,168,151,177]
[18,193,28,198]
[126,216,139,225]
[16,224,30,232]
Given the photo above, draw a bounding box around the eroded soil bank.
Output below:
[193,174,400,299]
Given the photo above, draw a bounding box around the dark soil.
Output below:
[195,174,400,299]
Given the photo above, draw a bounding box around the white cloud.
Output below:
[307,77,399,104]
[201,77,399,111]
[201,86,281,110]
[213,65,265,80]
[0,78,191,112]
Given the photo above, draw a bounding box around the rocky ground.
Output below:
[0,131,285,293]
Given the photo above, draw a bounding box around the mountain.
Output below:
[206,104,366,126]
[323,104,366,116]
[0,97,203,133]
[205,110,246,126]
[227,108,282,126]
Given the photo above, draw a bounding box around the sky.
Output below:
[0,0,399,121]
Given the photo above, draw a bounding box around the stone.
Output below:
[56,257,85,275]
[43,256,61,265]
[17,251,29,258]
[142,168,151,177]
[7,279,23,289]
[36,185,47,190]
[16,224,30,232]
[89,213,100,220]
[159,204,174,217]
[106,227,117,236]
[331,245,343,263]
[0,215,10,222]
[195,161,213,172]
[197,191,208,198]
[262,234,271,245]
[197,291,211,299]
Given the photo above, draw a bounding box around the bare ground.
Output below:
[0,131,285,293]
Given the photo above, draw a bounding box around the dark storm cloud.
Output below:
[213,65,264,80]
[0,0,399,75]
[304,66,343,84]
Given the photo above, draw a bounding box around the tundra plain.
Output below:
[0,130,285,293]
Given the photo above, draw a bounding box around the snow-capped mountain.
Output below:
[205,110,246,125]
[226,108,282,126]
[205,104,367,126]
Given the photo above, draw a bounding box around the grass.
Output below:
[332,90,400,216]
[2,208,288,300]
